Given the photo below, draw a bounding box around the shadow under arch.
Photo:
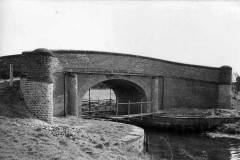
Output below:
[80,78,148,115]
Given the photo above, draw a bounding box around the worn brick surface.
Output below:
[52,50,232,115]
[20,78,53,123]
[54,50,231,84]
[21,54,61,83]
[67,73,78,116]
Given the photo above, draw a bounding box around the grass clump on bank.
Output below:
[0,85,149,160]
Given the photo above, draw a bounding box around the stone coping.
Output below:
[121,125,145,153]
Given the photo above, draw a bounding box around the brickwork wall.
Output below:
[53,72,65,116]
[67,73,78,116]
[8,48,232,122]
[164,77,218,109]
[218,84,232,108]
[51,50,232,116]
[54,50,224,83]
[20,78,53,123]
[218,66,232,108]
[20,49,62,123]
[21,52,61,83]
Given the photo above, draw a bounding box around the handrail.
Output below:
[82,99,115,102]
[81,99,153,118]
[82,99,151,105]
[118,101,151,105]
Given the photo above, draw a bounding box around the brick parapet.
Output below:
[219,66,232,85]
[21,49,61,83]
[21,49,232,85]
[19,49,63,123]
[52,50,225,84]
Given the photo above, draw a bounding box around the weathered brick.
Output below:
[20,78,53,123]
[1,48,233,123]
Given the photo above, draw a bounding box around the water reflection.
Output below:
[146,129,240,160]
[229,144,240,160]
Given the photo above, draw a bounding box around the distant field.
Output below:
[83,89,116,100]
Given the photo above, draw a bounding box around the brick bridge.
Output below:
[1,49,232,123]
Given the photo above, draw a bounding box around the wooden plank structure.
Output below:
[9,64,13,87]
[81,95,240,132]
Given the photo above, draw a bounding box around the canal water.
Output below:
[85,89,240,160]
[145,129,240,160]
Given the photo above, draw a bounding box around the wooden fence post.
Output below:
[116,100,118,116]
[63,72,66,116]
[128,100,131,120]
[140,99,143,120]
[98,98,100,115]
[9,64,13,87]
[88,89,91,116]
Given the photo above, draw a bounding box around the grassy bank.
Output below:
[0,86,149,160]
[0,116,149,160]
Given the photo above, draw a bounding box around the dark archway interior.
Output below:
[86,79,148,115]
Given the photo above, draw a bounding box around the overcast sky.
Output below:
[1,0,240,74]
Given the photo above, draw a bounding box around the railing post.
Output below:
[152,101,155,120]
[88,89,91,116]
[98,98,100,116]
[9,64,13,87]
[63,72,66,117]
[110,89,111,102]
[128,100,131,120]
[116,100,118,117]
[140,99,143,120]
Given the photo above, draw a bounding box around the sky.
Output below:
[0,0,240,75]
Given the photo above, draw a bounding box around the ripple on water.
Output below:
[146,130,240,160]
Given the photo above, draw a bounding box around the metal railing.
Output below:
[82,98,151,119]
[116,100,151,120]
[82,98,116,116]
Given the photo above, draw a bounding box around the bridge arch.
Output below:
[77,75,150,115]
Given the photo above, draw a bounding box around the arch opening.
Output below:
[81,79,148,116]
